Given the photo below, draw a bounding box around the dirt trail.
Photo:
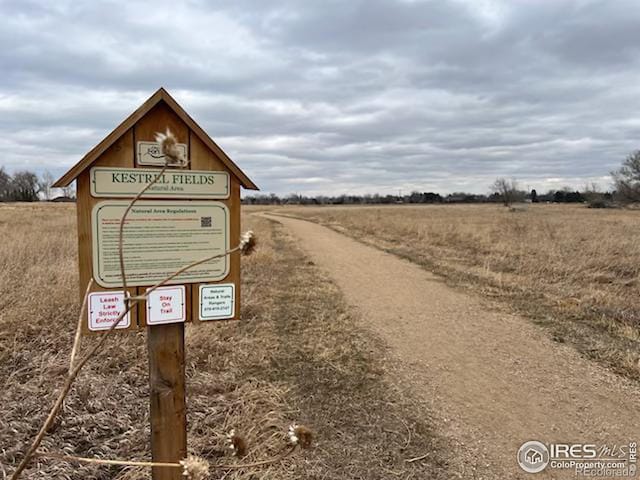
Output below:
[263,213,639,479]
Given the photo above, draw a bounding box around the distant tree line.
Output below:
[0,168,74,202]
[246,148,640,207]
[242,188,611,206]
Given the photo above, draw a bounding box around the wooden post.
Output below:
[148,323,187,480]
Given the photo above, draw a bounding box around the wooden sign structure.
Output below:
[53,88,258,479]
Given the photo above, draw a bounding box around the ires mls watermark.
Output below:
[518,440,637,477]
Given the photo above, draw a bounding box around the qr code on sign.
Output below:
[201,216,212,227]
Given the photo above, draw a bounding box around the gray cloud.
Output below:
[2,0,640,195]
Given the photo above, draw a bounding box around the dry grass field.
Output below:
[271,203,640,380]
[0,203,454,479]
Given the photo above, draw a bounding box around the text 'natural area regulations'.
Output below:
[91,200,230,287]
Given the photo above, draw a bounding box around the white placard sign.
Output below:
[199,284,235,321]
[88,291,131,331]
[146,286,186,325]
[90,167,230,199]
[137,141,188,166]
[91,200,230,288]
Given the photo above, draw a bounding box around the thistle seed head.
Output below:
[240,230,257,256]
[179,455,209,480]
[288,423,313,449]
[226,428,248,457]
[155,128,187,167]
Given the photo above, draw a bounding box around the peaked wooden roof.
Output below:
[53,87,258,189]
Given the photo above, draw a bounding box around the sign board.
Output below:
[54,87,256,334]
[146,285,186,325]
[88,291,131,331]
[91,200,230,288]
[137,141,187,166]
[90,167,230,199]
[199,284,235,320]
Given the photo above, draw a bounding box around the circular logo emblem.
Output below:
[517,441,549,473]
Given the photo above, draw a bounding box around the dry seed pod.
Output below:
[155,128,187,166]
[226,429,248,457]
[240,230,257,256]
[179,455,210,480]
[288,424,313,449]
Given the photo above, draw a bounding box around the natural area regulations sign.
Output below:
[92,200,229,287]
[90,167,229,199]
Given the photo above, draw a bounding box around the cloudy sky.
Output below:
[2,0,640,196]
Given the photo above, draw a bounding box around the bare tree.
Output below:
[39,171,55,200]
[612,151,640,202]
[582,182,601,201]
[10,171,40,202]
[62,184,75,199]
[491,177,519,206]
[0,167,11,201]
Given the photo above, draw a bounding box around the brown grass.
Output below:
[0,203,453,479]
[270,203,640,380]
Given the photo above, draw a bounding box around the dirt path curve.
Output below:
[262,213,639,479]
